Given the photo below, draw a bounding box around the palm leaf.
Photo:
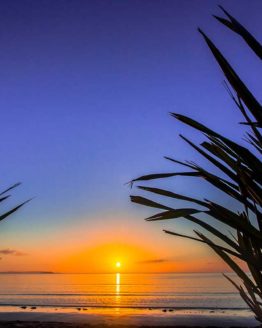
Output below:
[130,6,262,323]
[0,199,31,223]
[214,6,262,59]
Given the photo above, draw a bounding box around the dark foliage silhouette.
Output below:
[0,182,29,224]
[130,7,262,322]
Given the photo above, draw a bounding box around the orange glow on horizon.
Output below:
[0,215,248,274]
[52,240,241,273]
[56,242,160,273]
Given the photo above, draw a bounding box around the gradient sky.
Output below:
[0,0,261,272]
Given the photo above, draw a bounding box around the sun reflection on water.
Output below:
[116,273,120,294]
[115,273,121,306]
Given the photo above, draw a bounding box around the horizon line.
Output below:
[0,271,239,274]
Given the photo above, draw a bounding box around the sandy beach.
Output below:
[0,306,260,328]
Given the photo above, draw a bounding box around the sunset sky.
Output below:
[0,0,260,273]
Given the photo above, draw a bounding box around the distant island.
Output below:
[0,271,55,274]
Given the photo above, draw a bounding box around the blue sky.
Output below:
[0,0,261,271]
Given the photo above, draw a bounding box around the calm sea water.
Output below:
[0,273,246,309]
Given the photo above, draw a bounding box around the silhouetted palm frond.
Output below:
[0,182,29,223]
[130,7,262,323]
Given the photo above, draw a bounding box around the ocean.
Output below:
[0,272,247,310]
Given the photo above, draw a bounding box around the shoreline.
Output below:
[0,304,248,310]
[0,306,259,327]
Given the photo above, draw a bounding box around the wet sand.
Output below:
[0,306,259,327]
[0,323,259,328]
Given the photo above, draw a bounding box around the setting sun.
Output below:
[116,261,121,268]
